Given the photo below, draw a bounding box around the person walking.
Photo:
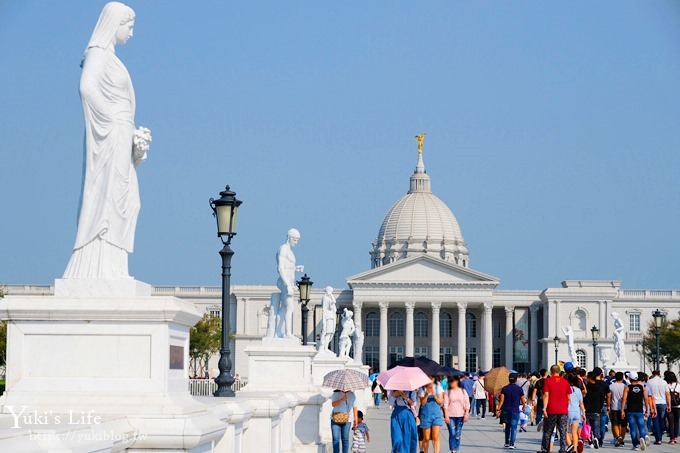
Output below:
[646,369,671,445]
[621,371,650,451]
[567,374,586,452]
[419,377,444,453]
[538,365,572,453]
[462,374,476,417]
[388,389,419,453]
[584,368,609,449]
[331,389,358,453]
[372,380,383,407]
[667,371,680,444]
[443,375,470,453]
[474,374,488,419]
[608,371,627,447]
[532,369,548,428]
[497,372,527,449]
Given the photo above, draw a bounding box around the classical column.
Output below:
[431,302,442,363]
[353,300,363,331]
[379,302,389,371]
[529,304,539,372]
[598,300,606,336]
[405,301,415,357]
[505,306,514,368]
[482,302,493,371]
[457,303,467,371]
[554,299,561,337]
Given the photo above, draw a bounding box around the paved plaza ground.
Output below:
[362,404,545,453]
[359,405,673,453]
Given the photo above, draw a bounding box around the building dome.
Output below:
[370,139,469,268]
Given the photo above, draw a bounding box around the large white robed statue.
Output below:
[64,2,151,279]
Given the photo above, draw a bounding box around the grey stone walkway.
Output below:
[363,405,545,453]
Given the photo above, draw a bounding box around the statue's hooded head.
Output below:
[86,2,136,52]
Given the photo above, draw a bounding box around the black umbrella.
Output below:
[435,366,465,378]
[388,356,440,376]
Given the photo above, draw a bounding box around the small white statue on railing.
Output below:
[265,228,303,339]
[611,312,628,365]
[561,325,579,365]
[353,327,364,364]
[318,286,337,354]
[338,308,356,359]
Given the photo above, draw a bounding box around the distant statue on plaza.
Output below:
[318,286,337,353]
[338,308,356,359]
[611,312,627,364]
[561,325,579,365]
[265,228,303,339]
[64,2,152,280]
[353,326,364,364]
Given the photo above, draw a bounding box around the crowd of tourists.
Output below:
[329,363,680,453]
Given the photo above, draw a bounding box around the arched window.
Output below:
[573,309,586,332]
[466,313,477,338]
[415,311,428,337]
[440,313,453,337]
[576,349,587,369]
[365,312,379,337]
[390,312,404,337]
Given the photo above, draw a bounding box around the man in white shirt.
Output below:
[646,370,671,445]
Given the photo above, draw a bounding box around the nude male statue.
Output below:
[265,228,303,339]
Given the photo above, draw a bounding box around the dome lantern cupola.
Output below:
[370,135,469,268]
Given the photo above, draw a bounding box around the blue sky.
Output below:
[0,1,678,291]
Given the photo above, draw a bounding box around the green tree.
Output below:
[189,313,221,378]
[641,318,680,369]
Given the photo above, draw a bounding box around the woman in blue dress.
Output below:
[389,389,419,453]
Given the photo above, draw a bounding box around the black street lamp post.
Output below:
[297,274,313,345]
[210,186,242,397]
[553,336,560,366]
[652,309,663,372]
[591,325,600,369]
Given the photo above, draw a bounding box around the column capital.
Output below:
[405,301,416,311]
[483,301,493,312]
[352,300,363,310]
[379,301,389,312]
[431,301,442,313]
[456,302,468,311]
[504,306,514,316]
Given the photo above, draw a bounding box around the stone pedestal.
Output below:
[244,342,317,391]
[0,291,226,451]
[241,341,327,452]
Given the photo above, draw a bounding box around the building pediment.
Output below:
[347,255,499,288]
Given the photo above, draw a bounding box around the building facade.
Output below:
[5,147,679,378]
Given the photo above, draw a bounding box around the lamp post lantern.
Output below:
[297,274,313,345]
[553,336,560,366]
[590,325,600,369]
[652,309,663,372]
[209,186,242,397]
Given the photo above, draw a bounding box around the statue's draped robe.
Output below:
[64,46,139,279]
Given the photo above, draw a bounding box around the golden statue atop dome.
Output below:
[415,133,426,155]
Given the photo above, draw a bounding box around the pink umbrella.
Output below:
[377,365,431,390]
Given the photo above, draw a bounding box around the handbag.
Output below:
[332,392,350,424]
[332,412,350,424]
[580,421,592,441]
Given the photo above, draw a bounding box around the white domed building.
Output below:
[7,140,679,379]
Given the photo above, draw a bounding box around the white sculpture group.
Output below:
[64,1,151,280]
